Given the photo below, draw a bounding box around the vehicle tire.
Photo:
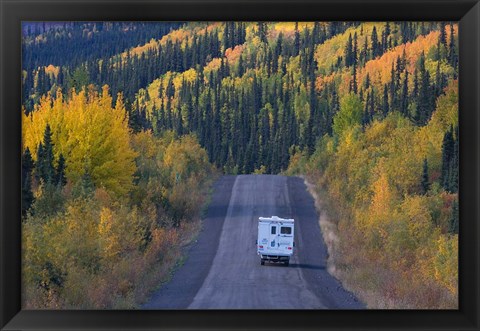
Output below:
[261,260,265,265]
[285,261,289,267]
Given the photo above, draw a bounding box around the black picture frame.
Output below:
[1,0,479,330]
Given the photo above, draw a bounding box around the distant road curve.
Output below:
[143,175,364,309]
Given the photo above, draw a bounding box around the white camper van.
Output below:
[257,216,294,266]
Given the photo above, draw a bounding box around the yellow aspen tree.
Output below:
[23,86,137,197]
[98,207,120,261]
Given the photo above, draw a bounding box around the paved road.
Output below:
[143,175,364,309]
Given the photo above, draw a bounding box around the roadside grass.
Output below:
[133,173,220,308]
[301,175,457,309]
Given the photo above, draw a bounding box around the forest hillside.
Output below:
[22,21,458,308]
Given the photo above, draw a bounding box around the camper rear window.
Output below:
[271,227,276,235]
[281,227,292,234]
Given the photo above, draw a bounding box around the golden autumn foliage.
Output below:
[22,86,137,196]
[288,78,458,307]
[44,64,60,78]
[225,44,244,64]
[315,23,386,74]
[414,80,459,174]
[358,31,441,88]
[134,68,199,117]
[314,24,458,97]
[22,20,458,310]
[22,79,216,308]
[115,23,221,62]
[271,22,317,39]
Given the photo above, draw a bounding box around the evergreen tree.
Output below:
[22,147,35,215]
[441,127,453,189]
[237,54,244,77]
[441,126,458,192]
[350,63,358,94]
[421,158,430,194]
[371,26,380,58]
[328,22,338,38]
[382,84,389,117]
[449,125,459,193]
[223,22,230,51]
[448,23,457,71]
[448,199,459,234]
[389,62,397,112]
[128,104,143,133]
[293,22,300,56]
[37,124,55,183]
[382,22,391,52]
[435,60,444,96]
[345,33,354,67]
[362,91,371,128]
[72,169,95,199]
[55,153,67,187]
[257,22,268,43]
[360,35,369,64]
[35,143,44,183]
[353,32,358,67]
[400,70,409,116]
[369,87,375,121]
[364,73,371,90]
[439,22,447,48]
[416,52,433,125]
[305,101,316,155]
[412,68,419,99]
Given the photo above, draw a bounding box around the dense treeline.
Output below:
[127,22,456,176]
[22,22,182,110]
[22,22,182,71]
[284,22,458,307]
[22,21,458,309]
[22,88,216,308]
[23,21,457,175]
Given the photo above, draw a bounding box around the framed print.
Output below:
[1,0,479,330]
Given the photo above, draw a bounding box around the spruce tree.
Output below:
[389,62,397,112]
[382,84,389,117]
[37,124,55,183]
[449,125,459,193]
[55,153,67,187]
[435,60,444,97]
[351,63,358,94]
[22,147,35,215]
[35,142,44,183]
[257,22,268,44]
[362,91,370,128]
[416,52,433,125]
[371,26,380,58]
[222,22,230,51]
[364,73,371,90]
[382,22,391,52]
[73,169,95,199]
[345,33,353,67]
[448,24,457,71]
[237,54,244,77]
[448,199,459,234]
[293,22,300,56]
[412,68,419,99]
[439,22,447,48]
[421,158,430,194]
[400,70,409,116]
[369,87,375,121]
[360,35,369,64]
[441,127,454,191]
